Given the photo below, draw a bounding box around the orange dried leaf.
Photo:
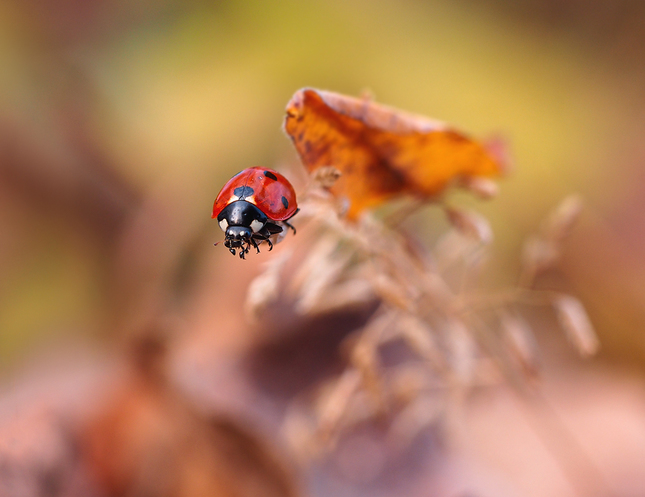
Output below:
[284,88,506,219]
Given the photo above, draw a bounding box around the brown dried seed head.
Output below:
[311,166,342,188]
[300,277,374,315]
[434,231,472,270]
[245,249,291,322]
[371,273,415,312]
[445,207,493,244]
[397,315,446,370]
[289,233,349,314]
[295,253,353,314]
[315,369,362,443]
[447,318,476,384]
[351,338,381,387]
[543,194,583,242]
[290,234,339,292]
[521,236,560,275]
[459,176,499,200]
[553,295,599,357]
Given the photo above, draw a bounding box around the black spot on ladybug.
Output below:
[234,186,254,198]
[281,196,289,209]
[263,171,278,181]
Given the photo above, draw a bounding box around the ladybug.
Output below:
[212,167,298,259]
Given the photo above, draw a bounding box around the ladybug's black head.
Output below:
[217,200,268,258]
[225,225,252,246]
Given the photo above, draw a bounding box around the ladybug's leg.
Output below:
[252,231,275,252]
[283,220,296,235]
[224,239,236,257]
[264,223,284,235]
[251,233,270,252]
[238,240,249,259]
[244,240,253,258]
[283,209,299,235]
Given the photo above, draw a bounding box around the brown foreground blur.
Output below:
[2,1,645,497]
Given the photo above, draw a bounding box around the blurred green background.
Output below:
[1,0,644,375]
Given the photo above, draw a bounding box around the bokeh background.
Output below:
[1,1,645,496]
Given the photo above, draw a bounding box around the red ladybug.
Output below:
[212,167,298,259]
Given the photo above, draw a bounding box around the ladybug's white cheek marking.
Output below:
[250,219,264,233]
[219,219,228,232]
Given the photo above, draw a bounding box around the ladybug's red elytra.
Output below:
[212,167,298,259]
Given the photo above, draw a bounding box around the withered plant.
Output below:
[246,167,597,461]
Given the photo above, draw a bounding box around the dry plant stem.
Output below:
[458,288,581,313]
[498,309,540,378]
[245,247,293,322]
[552,295,599,356]
[382,198,427,227]
[270,190,598,476]
[518,194,584,289]
[314,369,362,448]
[395,313,450,374]
[459,289,599,356]
[386,395,444,451]
[517,254,541,288]
[455,242,488,297]
[517,389,613,497]
[465,313,535,394]
[349,308,393,413]
[467,315,607,497]
[299,216,483,451]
